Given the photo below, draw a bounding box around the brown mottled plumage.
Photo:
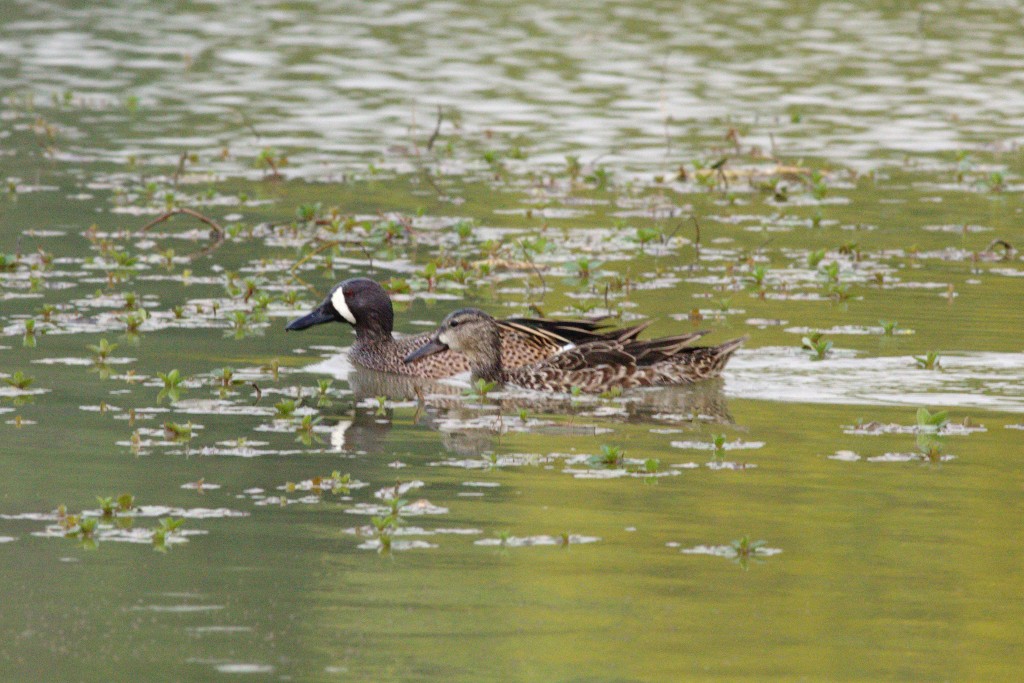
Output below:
[405,308,746,393]
[285,278,646,378]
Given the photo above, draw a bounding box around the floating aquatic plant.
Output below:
[87,338,118,361]
[464,378,497,402]
[294,414,323,445]
[801,333,832,360]
[587,444,625,469]
[22,319,36,347]
[912,351,941,370]
[916,433,945,463]
[711,434,727,460]
[730,536,767,569]
[157,369,184,403]
[151,517,185,551]
[3,371,34,390]
[916,407,949,432]
[274,399,298,418]
[162,421,193,443]
[117,493,136,512]
[215,367,243,396]
[749,264,768,288]
[97,496,116,517]
[122,311,146,335]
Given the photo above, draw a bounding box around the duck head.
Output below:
[404,308,501,372]
[286,278,394,338]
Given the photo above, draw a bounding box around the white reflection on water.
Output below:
[727,348,1024,412]
[2,1,1023,175]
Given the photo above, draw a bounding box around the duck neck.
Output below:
[462,321,504,384]
[353,309,393,345]
[471,357,504,385]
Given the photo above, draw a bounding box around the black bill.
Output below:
[285,302,337,331]
[404,337,448,363]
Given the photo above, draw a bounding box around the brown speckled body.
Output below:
[353,322,623,379]
[503,337,746,392]
[407,308,746,393]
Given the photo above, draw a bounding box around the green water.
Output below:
[2,1,1024,681]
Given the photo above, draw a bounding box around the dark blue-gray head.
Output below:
[285,278,394,338]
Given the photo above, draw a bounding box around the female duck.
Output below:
[286,278,645,378]
[404,308,746,392]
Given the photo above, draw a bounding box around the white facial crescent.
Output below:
[331,288,357,325]
[438,331,451,346]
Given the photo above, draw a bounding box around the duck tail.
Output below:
[701,336,748,376]
[628,330,710,360]
[606,320,654,342]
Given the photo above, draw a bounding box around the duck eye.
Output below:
[449,320,460,328]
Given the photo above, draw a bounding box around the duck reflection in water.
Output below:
[325,366,734,456]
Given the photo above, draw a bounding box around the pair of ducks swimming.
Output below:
[286,278,745,393]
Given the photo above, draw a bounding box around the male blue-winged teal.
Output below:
[286,278,648,378]
[404,308,746,392]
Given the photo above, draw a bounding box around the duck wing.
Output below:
[495,318,659,368]
[543,331,710,371]
[500,316,610,344]
[505,332,736,392]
